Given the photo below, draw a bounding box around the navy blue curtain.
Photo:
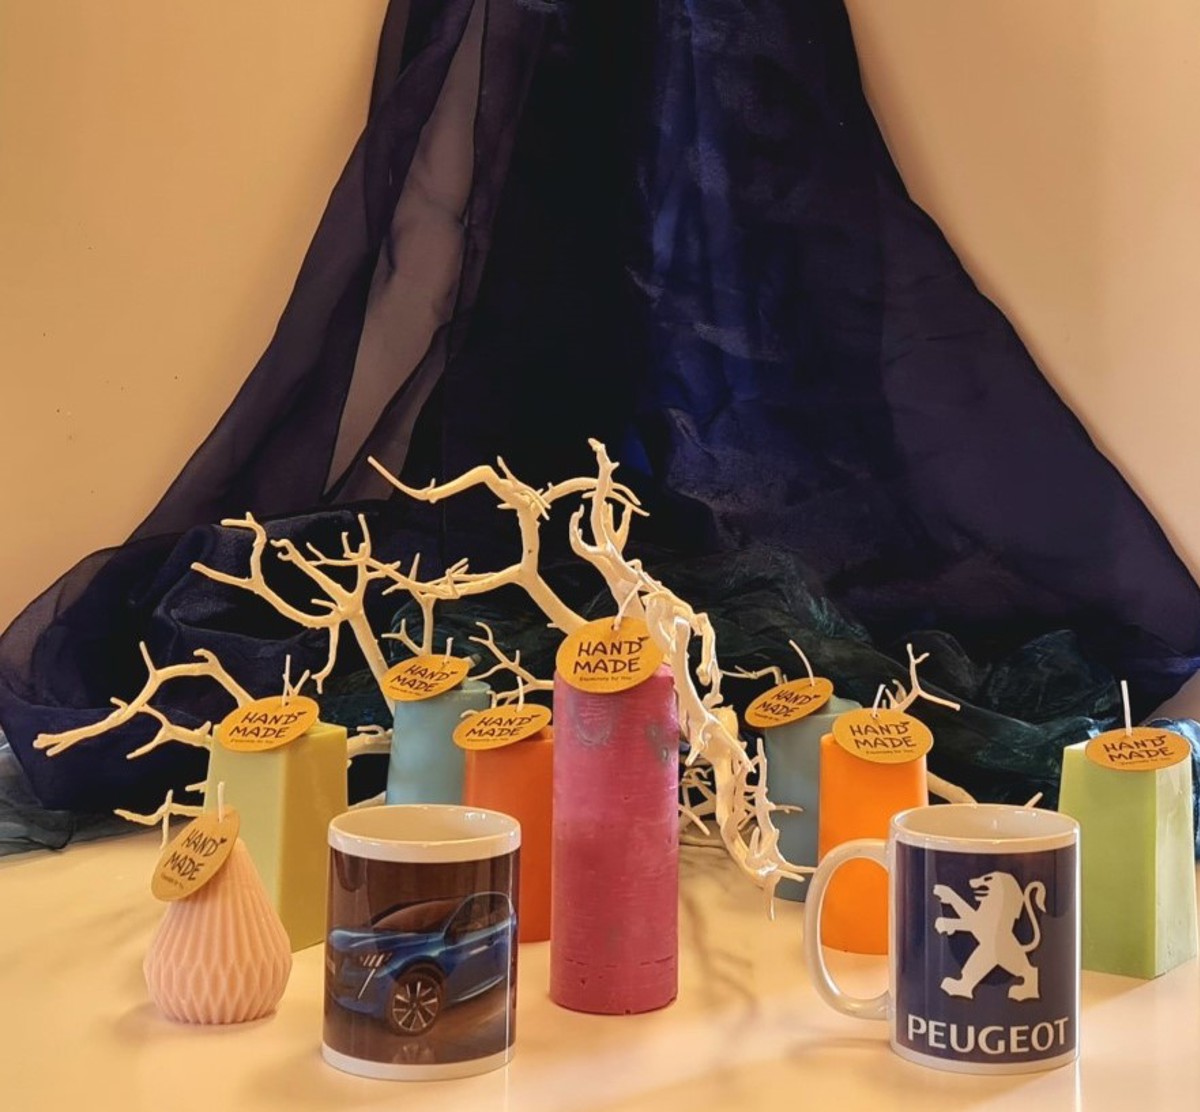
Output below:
[3,1,1198,839]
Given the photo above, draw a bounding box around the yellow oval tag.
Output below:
[218,695,319,753]
[151,808,240,901]
[383,655,471,701]
[832,708,933,765]
[556,617,665,694]
[744,677,834,729]
[1085,726,1191,772]
[453,704,553,751]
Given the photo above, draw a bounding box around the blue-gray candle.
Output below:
[762,695,860,902]
[386,679,491,804]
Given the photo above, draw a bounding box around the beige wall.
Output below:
[0,1,389,622]
[2,1,1198,628]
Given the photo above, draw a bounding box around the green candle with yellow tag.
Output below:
[1057,682,1197,978]
[204,694,347,951]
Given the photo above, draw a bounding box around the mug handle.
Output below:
[803,838,890,1021]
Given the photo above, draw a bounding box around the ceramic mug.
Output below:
[804,803,1080,1074]
[322,804,521,1081]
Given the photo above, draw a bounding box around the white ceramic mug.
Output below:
[804,803,1080,1074]
[322,804,521,1081]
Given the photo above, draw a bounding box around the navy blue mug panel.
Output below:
[893,841,1077,1067]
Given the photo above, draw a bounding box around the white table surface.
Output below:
[2,831,1198,1112]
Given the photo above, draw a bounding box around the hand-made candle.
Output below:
[816,708,930,954]
[384,654,490,805]
[145,800,292,1024]
[1058,705,1198,978]
[204,696,347,950]
[551,620,678,1014]
[758,688,861,902]
[461,706,554,942]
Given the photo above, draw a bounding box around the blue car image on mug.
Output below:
[803,803,1080,1074]
[326,890,517,1036]
[322,804,521,1081]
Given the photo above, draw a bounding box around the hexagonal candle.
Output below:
[203,720,348,951]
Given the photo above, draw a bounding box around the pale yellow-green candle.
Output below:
[204,721,348,950]
[1058,739,1197,978]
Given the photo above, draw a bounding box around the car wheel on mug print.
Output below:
[387,966,445,1036]
[322,805,521,1082]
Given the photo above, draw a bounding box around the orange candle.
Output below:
[816,733,927,954]
[463,727,554,942]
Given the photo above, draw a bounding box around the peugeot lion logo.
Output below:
[933,873,1047,1001]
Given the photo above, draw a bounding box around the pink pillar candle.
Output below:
[550,666,680,1014]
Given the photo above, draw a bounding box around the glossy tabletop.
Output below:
[2,831,1198,1111]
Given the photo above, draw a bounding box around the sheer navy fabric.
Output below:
[3,1,1199,841]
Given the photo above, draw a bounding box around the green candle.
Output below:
[1058,740,1197,978]
[204,720,348,950]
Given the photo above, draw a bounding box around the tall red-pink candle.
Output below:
[550,665,680,1014]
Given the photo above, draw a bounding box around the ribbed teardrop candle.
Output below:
[144,839,293,1024]
[550,666,680,1014]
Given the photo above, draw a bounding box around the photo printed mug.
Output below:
[323,804,521,1081]
[804,803,1080,1074]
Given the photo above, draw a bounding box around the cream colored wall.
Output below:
[844,0,1200,569]
[2,1,1198,629]
[0,1,389,623]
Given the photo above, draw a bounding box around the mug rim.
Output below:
[329,803,521,863]
[891,802,1077,853]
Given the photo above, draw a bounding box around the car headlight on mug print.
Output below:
[326,892,516,1036]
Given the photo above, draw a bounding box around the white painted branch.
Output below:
[468,622,553,703]
[887,642,974,803]
[114,793,204,827]
[722,665,788,687]
[124,706,215,760]
[34,645,249,758]
[191,512,392,700]
[346,725,393,760]
[368,455,587,634]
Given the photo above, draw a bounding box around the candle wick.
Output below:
[161,789,173,849]
[787,639,816,687]
[444,636,454,665]
[871,683,887,719]
[1120,679,1133,736]
[281,653,292,708]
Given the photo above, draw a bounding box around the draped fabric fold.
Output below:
[3,0,1198,842]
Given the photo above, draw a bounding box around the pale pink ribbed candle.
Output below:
[144,839,292,1024]
[550,665,679,1014]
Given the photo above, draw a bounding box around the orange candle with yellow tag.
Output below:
[816,708,930,954]
[463,723,554,943]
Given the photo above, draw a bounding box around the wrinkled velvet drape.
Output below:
[3,1,1198,842]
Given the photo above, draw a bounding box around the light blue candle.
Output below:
[386,679,491,804]
[762,695,860,902]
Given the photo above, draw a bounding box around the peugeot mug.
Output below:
[804,803,1080,1074]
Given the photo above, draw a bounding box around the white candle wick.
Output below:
[281,654,292,707]
[444,636,454,664]
[612,583,639,631]
[787,639,816,687]
[161,789,173,849]
[871,684,887,719]
[1121,679,1133,736]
